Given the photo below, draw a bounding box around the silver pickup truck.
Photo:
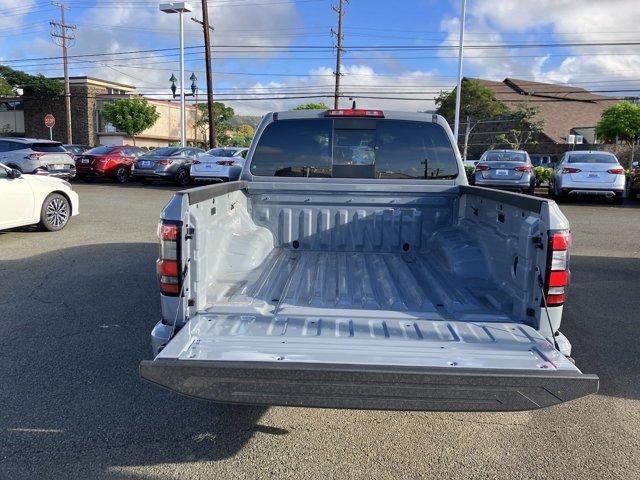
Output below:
[140,109,598,411]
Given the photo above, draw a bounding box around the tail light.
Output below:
[26,152,46,160]
[157,221,182,296]
[515,165,533,172]
[216,160,235,166]
[474,163,490,172]
[607,167,625,174]
[192,160,201,165]
[157,159,173,165]
[561,167,581,174]
[545,230,571,306]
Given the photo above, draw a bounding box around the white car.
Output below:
[190,147,248,182]
[0,162,79,231]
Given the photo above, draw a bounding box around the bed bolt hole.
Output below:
[402,243,410,252]
[271,298,279,302]
[292,240,300,249]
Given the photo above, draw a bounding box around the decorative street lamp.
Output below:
[169,72,197,99]
[160,2,193,147]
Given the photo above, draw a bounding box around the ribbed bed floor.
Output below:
[206,249,513,320]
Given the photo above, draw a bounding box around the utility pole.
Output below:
[193,1,217,148]
[331,0,347,109]
[50,2,75,144]
[453,0,467,143]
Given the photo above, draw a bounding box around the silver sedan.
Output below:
[190,147,248,182]
[473,150,535,194]
[551,151,626,204]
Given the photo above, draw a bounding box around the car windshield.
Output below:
[567,153,618,164]
[144,147,182,157]
[207,148,238,157]
[250,118,458,179]
[86,146,117,155]
[483,151,527,162]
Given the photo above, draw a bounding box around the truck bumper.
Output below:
[139,359,598,412]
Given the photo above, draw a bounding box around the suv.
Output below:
[0,138,75,179]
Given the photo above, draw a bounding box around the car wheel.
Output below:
[115,166,129,183]
[174,168,191,187]
[39,193,71,231]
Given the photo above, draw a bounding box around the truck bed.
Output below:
[205,248,513,322]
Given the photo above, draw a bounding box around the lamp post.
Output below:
[169,72,198,145]
[453,0,467,146]
[160,2,193,147]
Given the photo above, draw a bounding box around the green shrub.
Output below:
[464,164,475,183]
[533,166,553,186]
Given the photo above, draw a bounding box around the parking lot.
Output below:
[1,183,639,480]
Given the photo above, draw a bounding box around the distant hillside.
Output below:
[229,115,261,128]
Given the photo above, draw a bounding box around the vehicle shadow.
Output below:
[560,255,640,401]
[0,243,272,480]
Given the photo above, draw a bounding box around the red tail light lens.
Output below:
[607,167,625,174]
[216,160,235,166]
[545,230,571,307]
[474,163,490,172]
[561,167,581,174]
[157,221,181,296]
[515,165,533,172]
[157,159,172,165]
[26,152,46,160]
[324,109,384,117]
[549,270,569,287]
[192,160,201,165]
[552,231,571,250]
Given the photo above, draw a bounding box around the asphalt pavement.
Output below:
[1,183,639,480]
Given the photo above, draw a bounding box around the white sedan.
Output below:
[0,162,79,231]
[190,147,248,182]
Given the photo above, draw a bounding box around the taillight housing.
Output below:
[324,109,384,117]
[216,160,235,166]
[26,152,46,160]
[474,163,490,172]
[192,160,201,165]
[607,167,625,174]
[545,230,571,306]
[515,165,533,172]
[157,159,173,165]
[157,221,182,296]
[561,167,581,174]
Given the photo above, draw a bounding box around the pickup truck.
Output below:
[140,109,598,411]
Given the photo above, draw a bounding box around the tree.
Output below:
[0,77,14,96]
[196,101,234,146]
[0,65,64,97]
[293,102,330,110]
[596,101,640,165]
[229,124,255,147]
[435,78,507,159]
[495,103,545,150]
[101,96,160,145]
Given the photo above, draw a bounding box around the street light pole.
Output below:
[453,0,467,145]
[160,2,193,147]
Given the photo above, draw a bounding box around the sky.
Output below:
[1,0,640,115]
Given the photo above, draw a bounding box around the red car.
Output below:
[75,145,145,183]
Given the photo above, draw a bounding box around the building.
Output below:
[13,76,199,147]
[459,77,618,158]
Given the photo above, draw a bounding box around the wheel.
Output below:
[114,166,129,183]
[174,168,191,187]
[611,193,624,205]
[39,193,71,231]
[140,177,153,185]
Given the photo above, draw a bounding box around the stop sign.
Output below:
[44,114,55,128]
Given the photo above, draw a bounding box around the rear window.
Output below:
[146,147,181,157]
[207,148,237,157]
[31,142,67,153]
[250,118,458,179]
[483,151,527,163]
[87,146,117,155]
[567,153,618,164]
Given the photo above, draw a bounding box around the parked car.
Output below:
[75,145,145,183]
[551,151,626,204]
[63,144,90,160]
[140,108,598,412]
[132,146,206,186]
[190,147,248,182]
[0,137,75,179]
[629,161,639,199]
[0,162,79,231]
[474,149,535,194]
[530,154,555,168]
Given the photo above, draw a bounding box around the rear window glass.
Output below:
[31,142,67,153]
[207,148,237,157]
[483,151,527,163]
[87,146,117,155]
[250,118,458,179]
[145,147,181,157]
[567,153,618,164]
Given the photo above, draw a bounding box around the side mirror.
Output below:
[7,169,21,179]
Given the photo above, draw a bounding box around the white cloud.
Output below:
[0,0,35,30]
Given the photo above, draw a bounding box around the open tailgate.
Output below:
[140,315,598,412]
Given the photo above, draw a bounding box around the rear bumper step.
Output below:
[139,359,598,412]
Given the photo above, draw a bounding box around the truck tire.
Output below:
[39,193,71,231]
